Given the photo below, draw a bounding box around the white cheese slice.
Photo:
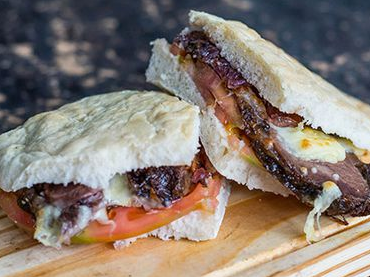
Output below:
[274,124,346,163]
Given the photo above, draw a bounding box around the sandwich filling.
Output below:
[170,31,370,230]
[0,148,222,248]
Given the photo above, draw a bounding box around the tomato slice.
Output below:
[0,176,222,244]
[0,190,35,232]
[182,55,262,168]
[73,177,221,243]
[185,59,244,128]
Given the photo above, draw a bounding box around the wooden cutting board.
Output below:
[1,184,370,277]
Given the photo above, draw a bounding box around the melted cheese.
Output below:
[339,138,370,164]
[275,124,370,164]
[304,181,342,242]
[34,206,62,248]
[35,205,93,248]
[34,174,133,248]
[103,174,133,206]
[275,124,346,163]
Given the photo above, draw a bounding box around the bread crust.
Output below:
[0,91,200,192]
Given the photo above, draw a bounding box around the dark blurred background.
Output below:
[1,0,370,133]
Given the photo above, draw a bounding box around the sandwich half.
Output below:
[146,11,370,240]
[0,90,230,248]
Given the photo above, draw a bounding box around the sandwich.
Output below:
[0,90,230,248]
[146,11,370,241]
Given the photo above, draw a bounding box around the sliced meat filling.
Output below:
[15,149,213,243]
[172,31,370,217]
[128,166,192,207]
[127,148,212,208]
[18,183,104,243]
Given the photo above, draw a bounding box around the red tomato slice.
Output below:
[73,177,221,243]
[0,176,222,244]
[186,60,243,128]
[0,190,35,232]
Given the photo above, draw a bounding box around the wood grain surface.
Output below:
[0,184,369,277]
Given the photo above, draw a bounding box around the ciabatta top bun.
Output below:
[0,91,199,192]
